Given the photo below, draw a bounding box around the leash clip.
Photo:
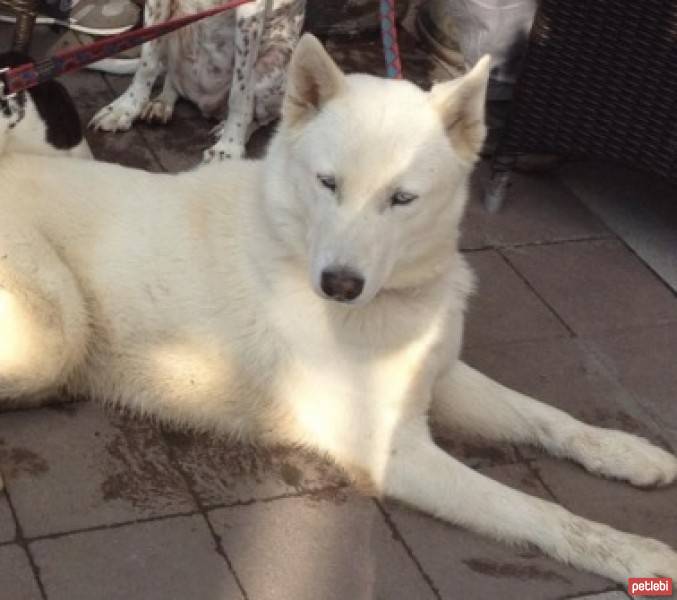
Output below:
[0,67,16,101]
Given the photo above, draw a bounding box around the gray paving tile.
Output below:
[462,337,671,460]
[573,593,629,600]
[588,324,677,445]
[0,403,196,538]
[463,249,570,348]
[32,515,241,600]
[532,458,677,549]
[209,492,436,600]
[164,429,347,508]
[0,545,42,600]
[559,160,677,294]
[385,463,610,599]
[461,162,611,250]
[504,239,677,335]
[0,492,16,543]
[432,429,519,469]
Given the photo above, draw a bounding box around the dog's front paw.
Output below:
[571,427,677,487]
[620,535,677,584]
[202,139,245,163]
[565,516,677,584]
[89,96,140,132]
[140,100,174,124]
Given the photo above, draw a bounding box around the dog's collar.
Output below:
[0,68,25,128]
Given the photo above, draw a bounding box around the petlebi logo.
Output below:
[628,577,673,597]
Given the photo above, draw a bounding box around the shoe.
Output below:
[0,0,141,36]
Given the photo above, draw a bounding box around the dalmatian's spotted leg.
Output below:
[89,0,170,132]
[203,1,267,162]
[140,75,179,124]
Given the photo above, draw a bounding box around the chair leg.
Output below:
[484,154,515,213]
[11,0,38,53]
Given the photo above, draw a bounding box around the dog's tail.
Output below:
[87,57,140,75]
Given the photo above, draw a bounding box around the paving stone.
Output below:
[0,403,196,538]
[461,162,612,250]
[531,458,677,549]
[432,428,519,469]
[503,239,677,336]
[573,593,629,600]
[164,429,347,508]
[588,324,677,445]
[385,463,611,600]
[0,492,16,543]
[462,337,671,460]
[462,249,570,348]
[209,492,436,600]
[559,160,677,294]
[32,515,241,600]
[0,545,42,600]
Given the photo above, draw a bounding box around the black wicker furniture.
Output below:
[486,0,677,211]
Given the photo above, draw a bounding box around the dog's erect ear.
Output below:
[283,34,346,127]
[429,55,492,161]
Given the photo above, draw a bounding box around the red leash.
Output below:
[380,0,402,79]
[0,0,253,97]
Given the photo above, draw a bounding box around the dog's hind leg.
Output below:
[432,361,677,487]
[89,0,171,132]
[0,220,88,405]
[377,422,677,586]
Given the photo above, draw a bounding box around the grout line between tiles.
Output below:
[159,431,250,600]
[1,488,48,600]
[460,233,615,253]
[497,249,578,338]
[373,499,443,600]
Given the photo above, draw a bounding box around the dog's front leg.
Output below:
[203,0,267,162]
[90,0,170,132]
[432,361,677,487]
[379,422,677,586]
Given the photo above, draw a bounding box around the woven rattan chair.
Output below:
[485,0,677,211]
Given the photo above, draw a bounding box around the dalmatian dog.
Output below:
[89,0,305,162]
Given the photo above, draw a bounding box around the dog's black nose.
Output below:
[320,268,365,302]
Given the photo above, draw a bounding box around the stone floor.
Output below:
[1,20,677,600]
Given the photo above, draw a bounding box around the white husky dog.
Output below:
[0,34,676,587]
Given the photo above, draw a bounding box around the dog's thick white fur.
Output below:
[1,35,676,588]
[89,0,305,163]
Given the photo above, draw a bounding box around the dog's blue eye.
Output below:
[391,191,418,206]
[317,174,337,192]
